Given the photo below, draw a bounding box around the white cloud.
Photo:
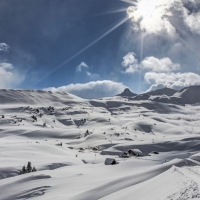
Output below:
[0,43,10,52]
[76,61,99,80]
[141,57,180,72]
[122,1,200,92]
[0,63,24,88]
[121,52,180,73]
[127,0,178,38]
[121,52,200,92]
[127,0,200,38]
[121,52,139,73]
[76,62,89,72]
[180,1,200,35]
[45,80,127,99]
[86,71,99,79]
[184,12,200,35]
[145,72,200,91]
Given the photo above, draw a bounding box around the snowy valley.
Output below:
[1,86,200,200]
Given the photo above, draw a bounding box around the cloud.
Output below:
[121,52,139,73]
[144,72,200,91]
[76,62,89,72]
[121,52,200,92]
[141,57,180,72]
[180,1,200,35]
[127,0,200,38]
[45,80,127,99]
[121,52,180,73]
[0,62,24,88]
[0,43,10,52]
[127,0,177,38]
[86,71,99,80]
[76,61,99,80]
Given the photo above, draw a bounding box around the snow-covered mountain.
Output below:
[171,85,200,105]
[0,86,200,200]
[117,88,137,97]
[126,86,200,105]
[145,87,177,96]
[0,89,82,105]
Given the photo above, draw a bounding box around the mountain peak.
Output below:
[117,88,137,97]
[124,88,130,92]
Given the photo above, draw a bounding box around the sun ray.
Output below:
[139,32,144,93]
[92,8,128,17]
[168,21,200,59]
[179,36,200,59]
[120,0,138,6]
[34,17,130,86]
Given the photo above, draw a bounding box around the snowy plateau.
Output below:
[1,86,200,200]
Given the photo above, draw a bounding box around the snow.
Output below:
[104,158,116,165]
[128,149,143,156]
[1,87,200,200]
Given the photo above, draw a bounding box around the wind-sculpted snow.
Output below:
[0,87,200,199]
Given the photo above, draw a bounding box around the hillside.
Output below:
[0,87,200,199]
[129,86,200,105]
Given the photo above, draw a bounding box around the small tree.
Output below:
[19,165,26,174]
[32,166,37,172]
[43,123,46,127]
[26,161,32,173]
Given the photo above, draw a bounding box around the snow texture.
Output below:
[1,86,200,200]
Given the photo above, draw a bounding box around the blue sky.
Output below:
[1,0,200,98]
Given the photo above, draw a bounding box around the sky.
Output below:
[1,0,200,98]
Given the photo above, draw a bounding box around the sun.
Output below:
[135,0,158,18]
[127,0,165,21]
[126,0,173,35]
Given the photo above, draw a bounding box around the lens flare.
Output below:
[34,17,129,86]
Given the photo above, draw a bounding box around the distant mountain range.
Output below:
[0,85,200,105]
[117,85,200,105]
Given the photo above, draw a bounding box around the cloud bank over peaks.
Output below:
[145,72,200,91]
[121,51,200,92]
[45,80,127,99]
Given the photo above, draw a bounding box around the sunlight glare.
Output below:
[126,0,175,35]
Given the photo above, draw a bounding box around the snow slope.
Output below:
[0,87,200,200]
